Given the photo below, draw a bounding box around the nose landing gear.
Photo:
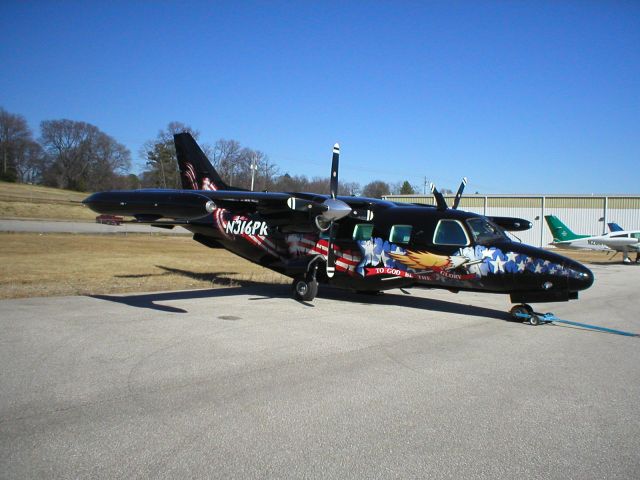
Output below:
[509,304,552,326]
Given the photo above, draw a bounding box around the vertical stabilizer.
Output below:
[174,133,230,191]
[544,215,589,242]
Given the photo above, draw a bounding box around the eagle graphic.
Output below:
[389,250,479,272]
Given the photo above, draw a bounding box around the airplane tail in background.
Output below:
[174,132,231,191]
[607,222,624,232]
[544,215,589,242]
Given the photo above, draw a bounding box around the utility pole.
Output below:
[423,176,428,195]
[250,154,258,191]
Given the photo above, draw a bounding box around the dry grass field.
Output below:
[0,232,624,299]
[0,232,288,299]
[0,181,95,221]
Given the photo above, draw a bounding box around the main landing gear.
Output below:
[292,276,318,302]
[291,260,320,302]
[509,304,554,326]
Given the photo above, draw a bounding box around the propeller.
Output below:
[323,143,348,277]
[452,177,467,210]
[286,143,375,278]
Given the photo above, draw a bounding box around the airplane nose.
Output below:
[567,262,594,292]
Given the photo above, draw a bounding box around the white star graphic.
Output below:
[482,248,495,259]
[534,263,544,274]
[516,260,526,272]
[490,256,506,273]
[506,251,518,263]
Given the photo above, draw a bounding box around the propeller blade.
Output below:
[430,183,448,210]
[330,143,340,199]
[326,222,336,278]
[452,177,467,210]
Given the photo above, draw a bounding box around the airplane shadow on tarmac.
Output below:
[90,265,510,322]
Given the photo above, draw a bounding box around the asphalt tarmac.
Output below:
[1,263,639,479]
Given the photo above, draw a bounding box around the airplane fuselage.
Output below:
[552,232,640,252]
[153,193,594,304]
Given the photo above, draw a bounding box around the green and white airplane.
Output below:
[545,215,640,264]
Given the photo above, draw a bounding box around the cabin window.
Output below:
[632,233,640,240]
[433,220,469,246]
[389,225,413,244]
[466,217,507,243]
[352,224,374,241]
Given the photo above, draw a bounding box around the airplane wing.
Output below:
[83,189,386,224]
[84,189,304,221]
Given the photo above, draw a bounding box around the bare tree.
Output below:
[0,107,36,182]
[14,140,45,184]
[339,181,361,196]
[209,140,278,191]
[40,119,131,191]
[210,139,242,186]
[362,180,391,198]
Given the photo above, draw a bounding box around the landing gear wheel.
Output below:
[509,304,532,322]
[292,277,318,302]
[529,314,541,326]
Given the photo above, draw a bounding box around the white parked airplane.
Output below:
[545,215,640,264]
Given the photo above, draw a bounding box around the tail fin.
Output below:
[607,222,624,232]
[174,132,230,191]
[544,215,588,241]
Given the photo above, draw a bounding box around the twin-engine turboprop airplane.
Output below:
[83,133,594,319]
[545,215,640,264]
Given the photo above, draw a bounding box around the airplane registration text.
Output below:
[225,219,269,236]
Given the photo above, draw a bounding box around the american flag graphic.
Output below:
[285,234,361,276]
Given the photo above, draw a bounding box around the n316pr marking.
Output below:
[225,219,268,236]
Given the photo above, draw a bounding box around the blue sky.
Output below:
[1,1,638,193]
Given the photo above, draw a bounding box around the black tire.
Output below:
[292,277,318,302]
[509,305,529,322]
[529,314,541,326]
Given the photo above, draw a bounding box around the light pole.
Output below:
[250,154,258,191]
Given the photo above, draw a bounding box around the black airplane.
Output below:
[83,133,594,320]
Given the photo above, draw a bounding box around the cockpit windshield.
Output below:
[466,217,509,244]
